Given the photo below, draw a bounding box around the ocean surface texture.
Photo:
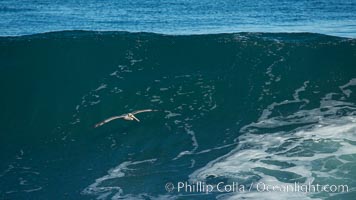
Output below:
[1,0,356,37]
[0,31,356,199]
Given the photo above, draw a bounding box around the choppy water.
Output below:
[1,0,356,37]
[0,31,356,199]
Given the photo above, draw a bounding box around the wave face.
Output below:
[0,31,356,199]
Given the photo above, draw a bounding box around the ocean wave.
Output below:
[1,31,355,199]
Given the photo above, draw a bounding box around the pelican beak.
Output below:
[132,115,140,122]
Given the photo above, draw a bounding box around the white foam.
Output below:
[24,186,43,193]
[173,124,199,160]
[110,70,118,76]
[191,79,356,199]
[190,104,356,199]
[82,159,157,199]
[340,78,356,97]
[160,88,169,91]
[164,111,181,119]
[110,87,123,94]
[293,81,310,105]
[258,81,311,121]
[90,100,101,106]
[94,84,107,92]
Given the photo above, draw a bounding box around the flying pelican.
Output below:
[94,109,156,128]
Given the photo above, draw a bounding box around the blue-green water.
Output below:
[0,31,356,199]
[1,0,356,38]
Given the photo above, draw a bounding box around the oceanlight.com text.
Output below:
[165,181,349,194]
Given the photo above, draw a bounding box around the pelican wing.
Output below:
[132,109,156,115]
[94,115,125,128]
[131,115,140,122]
